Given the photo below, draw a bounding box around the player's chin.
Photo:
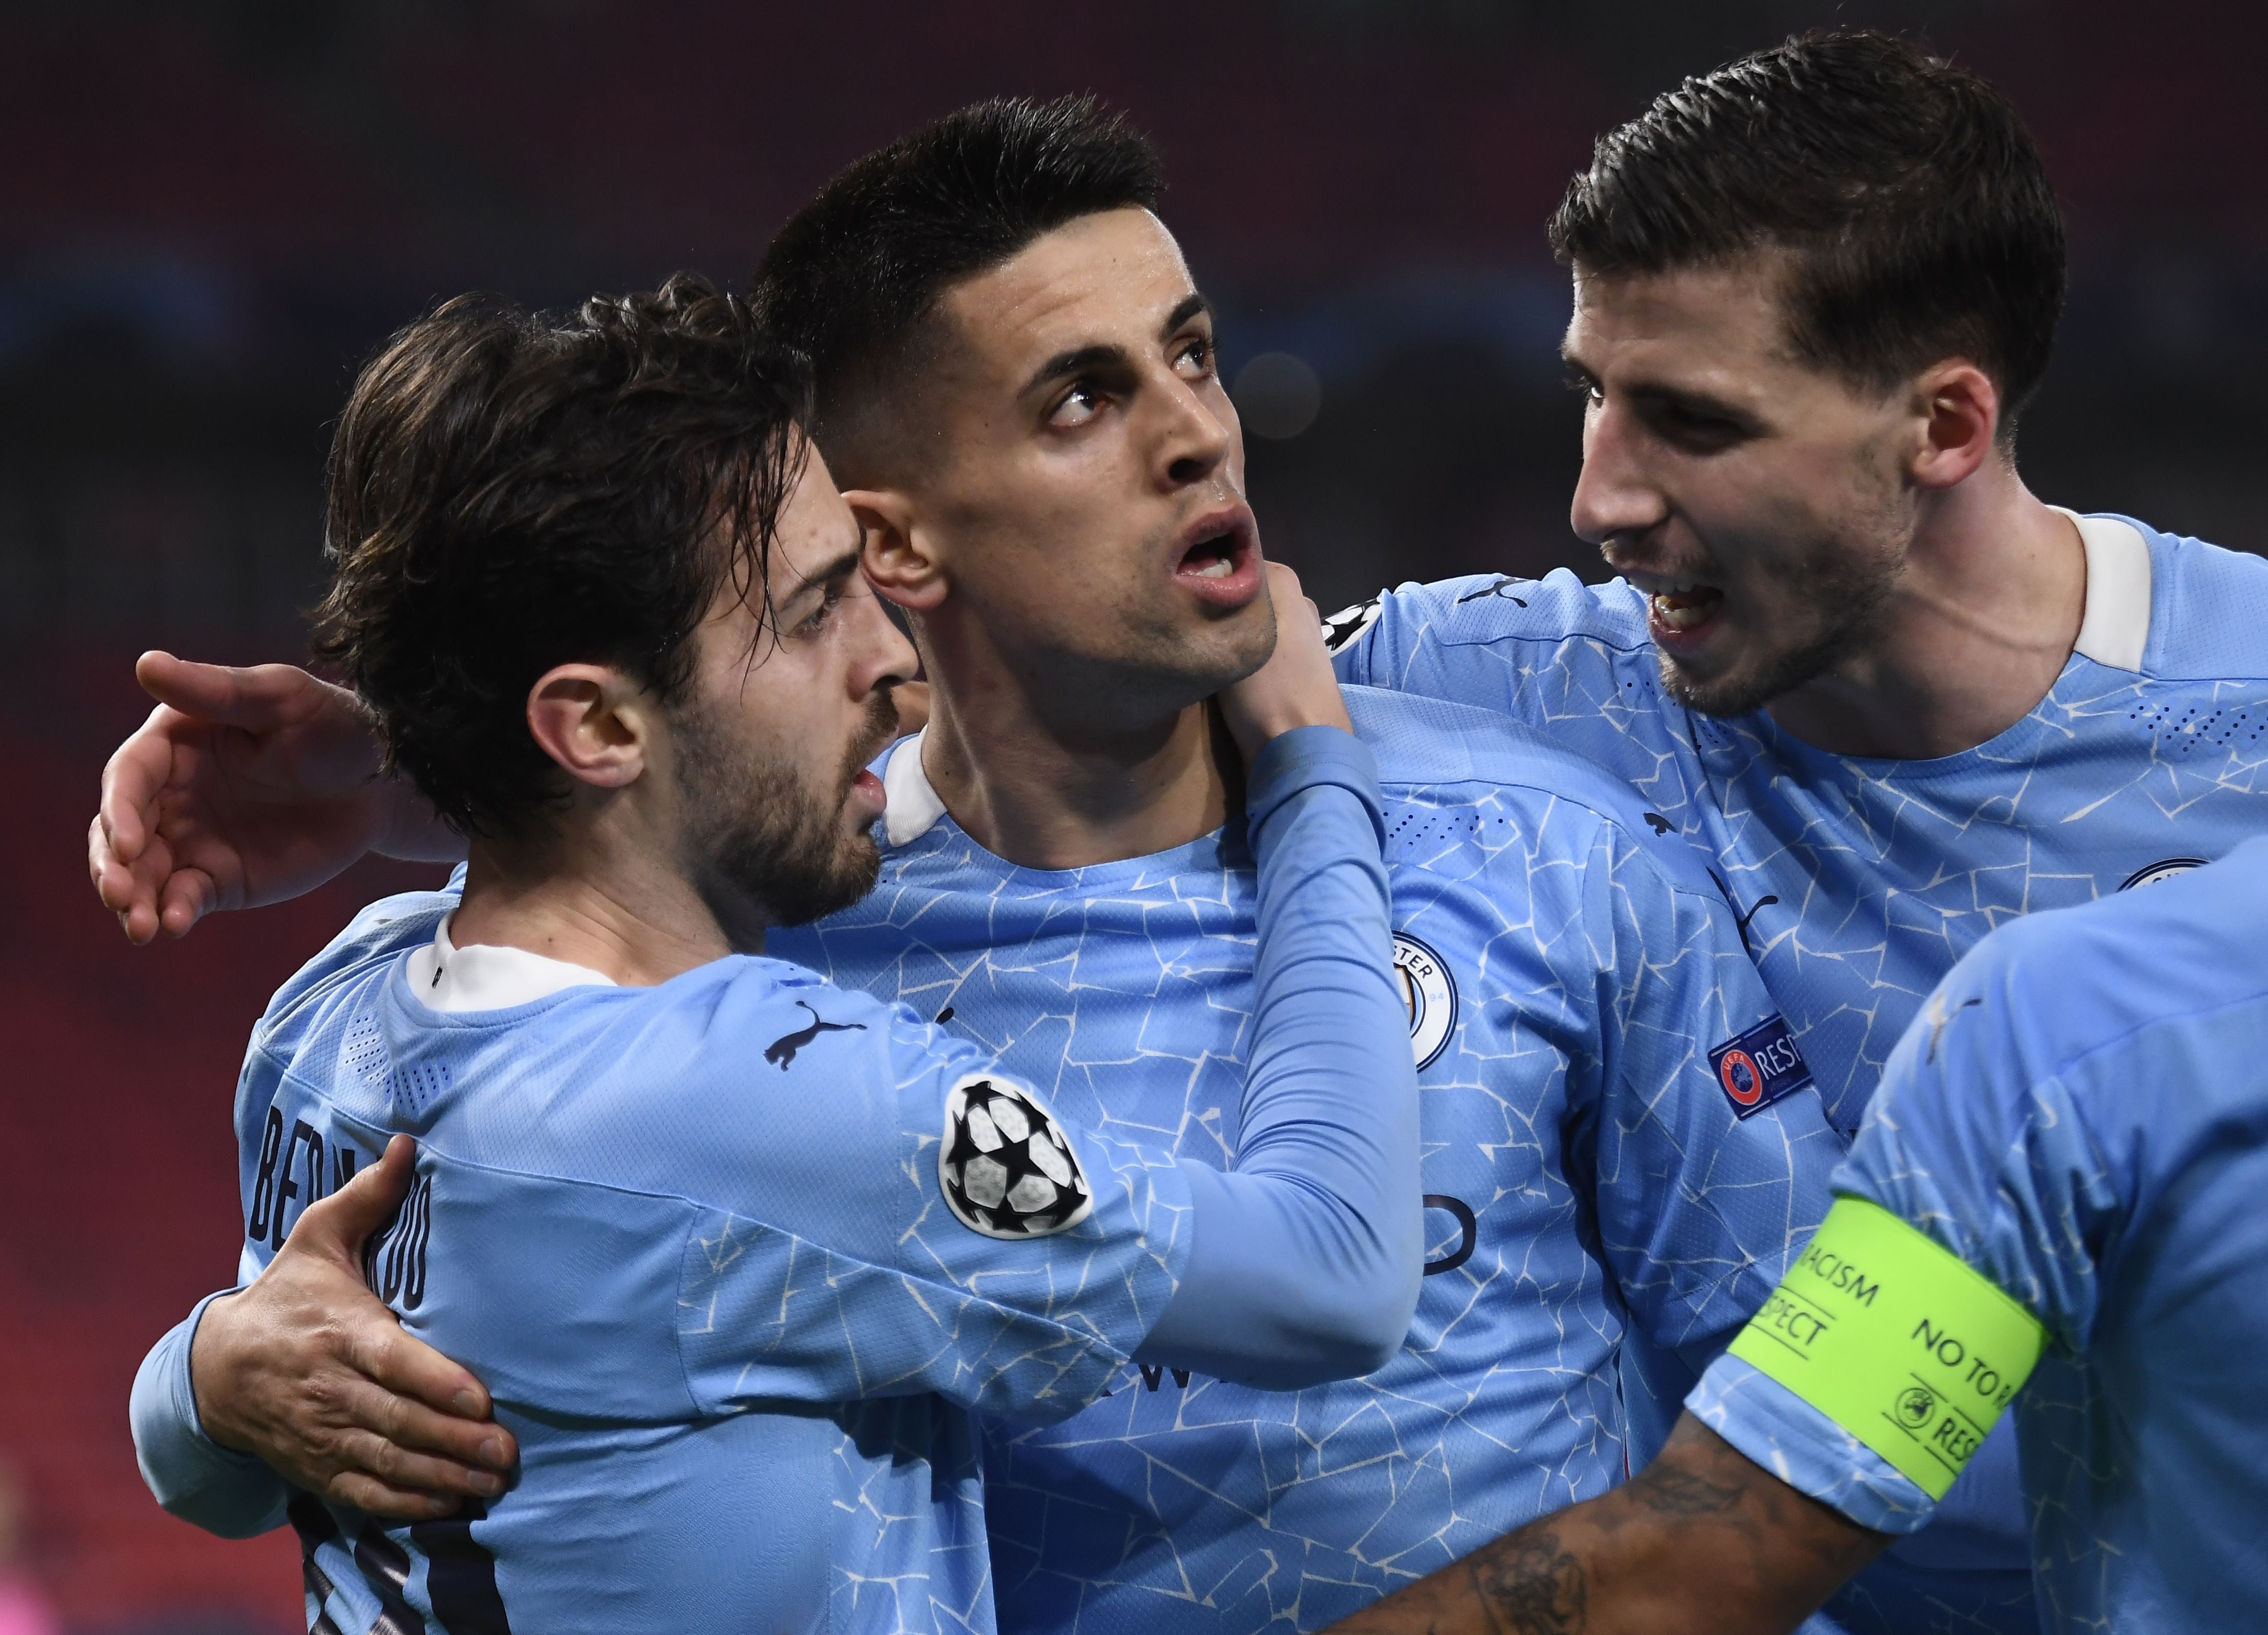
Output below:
[1188,595,1278,682]
[1657,637,1794,720]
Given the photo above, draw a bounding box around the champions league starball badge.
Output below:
[1392,934,1457,1070]
[1319,597,1384,655]
[939,1074,1093,1239]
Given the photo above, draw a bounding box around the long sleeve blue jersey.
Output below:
[1693,834,2268,1632]
[1326,511,2268,1634]
[778,686,1843,1635]
[130,729,1424,1635]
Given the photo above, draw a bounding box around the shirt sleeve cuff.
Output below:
[1686,1353,1937,1537]
[1245,725,1385,846]
[130,1291,291,1537]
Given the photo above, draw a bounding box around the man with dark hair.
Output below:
[96,97,1843,1635]
[118,270,1449,1631]
[1325,28,2268,1631]
[1322,836,2268,1632]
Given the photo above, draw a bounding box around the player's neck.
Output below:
[916,638,1234,870]
[451,816,748,985]
[1763,469,2085,760]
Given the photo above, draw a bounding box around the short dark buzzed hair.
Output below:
[1552,30,2066,435]
[752,94,1164,467]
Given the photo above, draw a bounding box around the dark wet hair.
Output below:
[311,272,810,837]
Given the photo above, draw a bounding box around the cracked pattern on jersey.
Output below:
[1333,562,2268,1139]
[1705,842,2268,1633]
[232,887,1196,1635]
[779,700,1838,1635]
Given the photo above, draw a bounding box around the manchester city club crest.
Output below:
[1392,934,1457,1070]
[2120,857,2206,891]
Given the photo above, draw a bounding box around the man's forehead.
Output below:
[764,451,858,589]
[941,208,1197,366]
[1565,259,1808,400]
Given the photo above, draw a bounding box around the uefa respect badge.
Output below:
[1708,1015,1813,1119]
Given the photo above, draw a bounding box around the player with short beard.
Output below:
[1324,31,2268,1631]
[118,274,1446,1633]
[668,679,899,928]
[98,100,1844,1635]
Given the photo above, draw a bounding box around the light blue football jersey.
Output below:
[775,686,1844,1635]
[1328,511,2268,1632]
[1692,834,2268,1633]
[163,893,1187,1635]
[129,732,1430,1635]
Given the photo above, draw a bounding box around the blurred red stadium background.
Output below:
[5,2,2264,1628]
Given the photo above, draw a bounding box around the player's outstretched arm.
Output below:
[1133,563,1423,1385]
[1322,1413,1889,1635]
[89,653,933,942]
[90,652,462,943]
[131,1136,517,1531]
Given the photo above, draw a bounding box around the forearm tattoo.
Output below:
[1467,1529,1587,1634]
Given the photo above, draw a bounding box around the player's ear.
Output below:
[846,487,947,615]
[1908,360,2000,491]
[525,664,650,790]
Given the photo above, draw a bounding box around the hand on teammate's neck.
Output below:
[1764,470,2087,761]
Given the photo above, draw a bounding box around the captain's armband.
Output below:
[1727,1196,2047,1500]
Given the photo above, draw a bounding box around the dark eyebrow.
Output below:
[1017,291,1215,401]
[1560,347,1761,431]
[775,529,864,618]
[1162,291,1210,339]
[1020,342,1127,399]
[1625,380,1762,431]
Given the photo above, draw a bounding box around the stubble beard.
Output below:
[674,692,898,931]
[1659,497,1909,721]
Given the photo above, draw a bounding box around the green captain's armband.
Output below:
[1727,1195,2047,1500]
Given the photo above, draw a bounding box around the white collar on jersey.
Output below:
[883,731,950,848]
[403,914,616,1013]
[2059,508,2152,674]
[875,509,2153,851]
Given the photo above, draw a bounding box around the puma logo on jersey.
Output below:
[1454,576,1531,607]
[1925,994,1984,1064]
[1708,869,1780,955]
[764,1000,867,1069]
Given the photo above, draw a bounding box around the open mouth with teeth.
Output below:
[1172,523,1260,608]
[1181,532,1239,578]
[1649,584,1725,641]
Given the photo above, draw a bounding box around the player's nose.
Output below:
[845,582,918,699]
[1569,401,1669,547]
[1155,372,1233,491]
